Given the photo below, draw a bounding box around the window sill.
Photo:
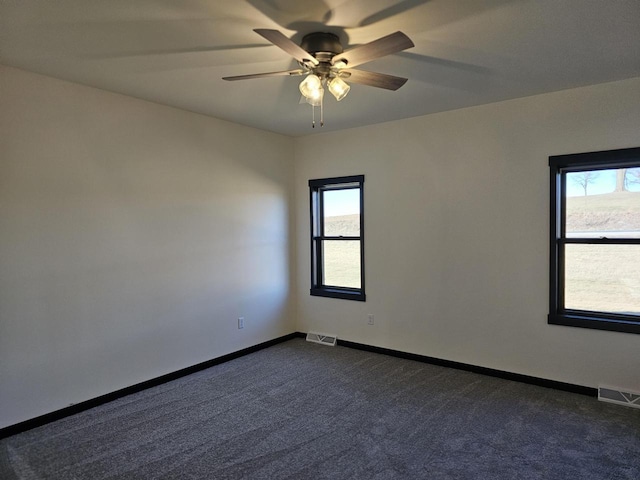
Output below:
[311,287,366,302]
[548,313,640,334]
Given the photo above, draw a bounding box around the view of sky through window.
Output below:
[323,189,360,217]
[566,168,640,197]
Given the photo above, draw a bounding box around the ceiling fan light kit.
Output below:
[328,77,350,101]
[299,74,322,101]
[223,29,414,128]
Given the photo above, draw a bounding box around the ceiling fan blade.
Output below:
[341,70,408,90]
[254,29,319,66]
[332,31,414,68]
[223,69,305,81]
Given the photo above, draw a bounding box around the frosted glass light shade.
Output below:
[328,77,350,101]
[299,74,322,100]
[305,86,324,106]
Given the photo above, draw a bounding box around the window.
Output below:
[309,175,365,301]
[549,147,640,334]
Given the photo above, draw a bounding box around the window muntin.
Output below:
[309,175,365,301]
[549,147,640,334]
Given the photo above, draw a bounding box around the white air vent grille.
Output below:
[306,331,337,347]
[598,386,640,409]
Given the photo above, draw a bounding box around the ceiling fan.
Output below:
[223,29,414,127]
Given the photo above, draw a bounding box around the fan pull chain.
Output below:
[309,84,324,128]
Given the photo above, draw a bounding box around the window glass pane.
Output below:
[323,189,360,236]
[565,168,640,238]
[564,244,640,314]
[322,240,361,288]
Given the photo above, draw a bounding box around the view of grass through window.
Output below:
[323,188,361,288]
[565,167,640,314]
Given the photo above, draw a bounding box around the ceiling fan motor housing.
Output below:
[301,32,343,61]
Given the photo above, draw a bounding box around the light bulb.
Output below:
[328,76,350,101]
[299,74,322,100]
[305,85,324,106]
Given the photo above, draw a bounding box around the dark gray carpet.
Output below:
[1,338,639,479]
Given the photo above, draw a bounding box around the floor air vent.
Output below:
[598,386,640,409]
[306,332,337,347]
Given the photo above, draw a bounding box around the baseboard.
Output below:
[334,337,597,397]
[0,332,300,439]
[2,331,595,438]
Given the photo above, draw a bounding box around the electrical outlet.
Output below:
[367,314,374,325]
[238,317,244,329]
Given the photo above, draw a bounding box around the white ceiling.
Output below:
[2,0,640,136]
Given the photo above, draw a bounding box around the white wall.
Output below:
[0,65,295,428]
[294,77,640,391]
[2,65,639,431]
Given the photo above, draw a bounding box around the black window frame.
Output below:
[309,175,366,302]
[549,146,640,334]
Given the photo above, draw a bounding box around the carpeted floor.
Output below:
[1,338,639,479]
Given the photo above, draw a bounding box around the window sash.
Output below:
[549,147,640,333]
[559,238,640,245]
[309,175,365,302]
[548,148,640,334]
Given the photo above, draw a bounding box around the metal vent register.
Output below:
[306,332,337,347]
[598,386,640,409]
